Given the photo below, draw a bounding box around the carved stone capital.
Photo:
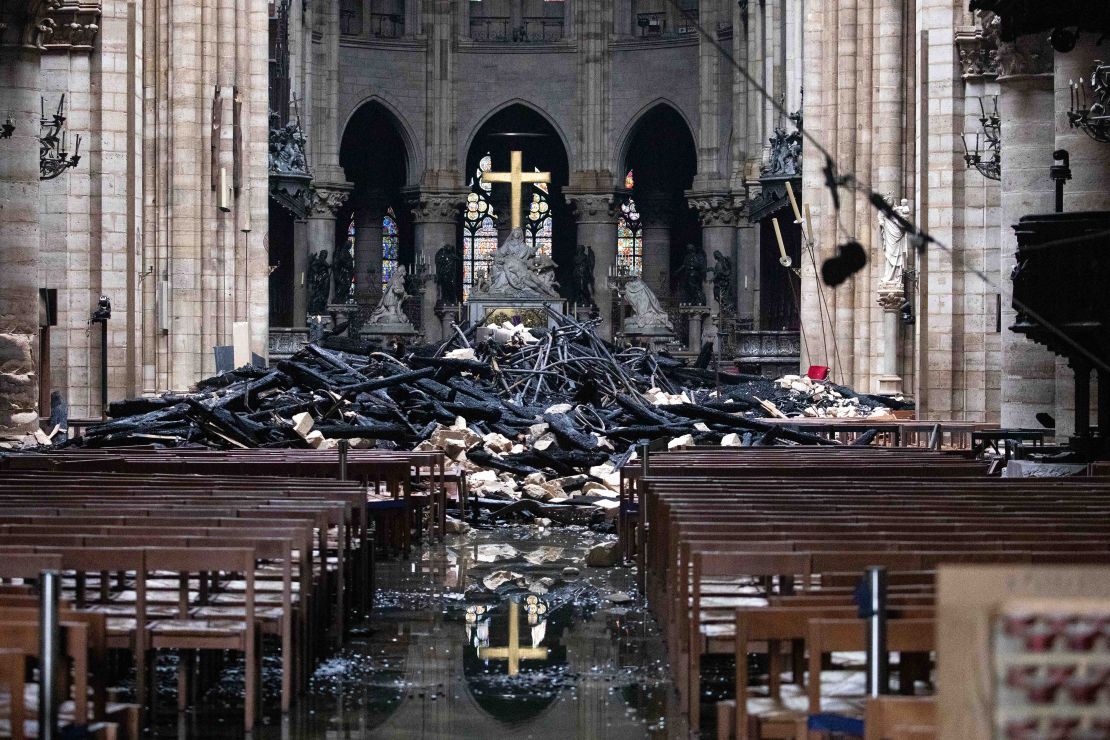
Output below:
[405,190,465,224]
[988,12,1053,78]
[568,192,619,223]
[0,0,61,50]
[955,22,999,79]
[43,0,99,51]
[308,183,352,218]
[687,192,745,227]
[877,284,905,311]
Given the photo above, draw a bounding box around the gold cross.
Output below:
[477,601,549,676]
[483,150,551,230]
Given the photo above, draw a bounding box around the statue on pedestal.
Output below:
[472,227,559,299]
[624,278,675,333]
[307,250,331,315]
[332,245,354,304]
[711,249,733,308]
[878,197,912,285]
[368,264,412,326]
[678,244,707,305]
[572,244,596,306]
[434,244,460,304]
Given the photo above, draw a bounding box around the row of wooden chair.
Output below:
[0,446,450,737]
[626,446,1110,739]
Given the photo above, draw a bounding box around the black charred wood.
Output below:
[544,412,597,451]
[410,355,494,378]
[314,423,408,441]
[442,401,502,423]
[340,366,437,394]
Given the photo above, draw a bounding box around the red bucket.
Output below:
[806,365,830,381]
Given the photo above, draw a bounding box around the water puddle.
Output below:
[151,525,682,738]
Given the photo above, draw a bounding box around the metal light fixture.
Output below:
[1067,61,1110,143]
[39,94,82,180]
[962,95,1001,181]
[1,117,14,139]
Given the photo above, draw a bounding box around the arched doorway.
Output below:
[619,103,698,308]
[462,103,572,300]
[339,101,413,314]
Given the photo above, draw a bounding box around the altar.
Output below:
[467,297,565,328]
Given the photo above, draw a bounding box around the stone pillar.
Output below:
[568,192,618,339]
[876,286,904,394]
[0,29,44,436]
[996,37,1056,430]
[735,222,758,326]
[638,193,674,302]
[409,190,463,342]
[291,219,310,327]
[354,191,388,306]
[305,184,351,316]
[688,192,742,314]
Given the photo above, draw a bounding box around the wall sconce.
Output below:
[39,95,82,180]
[961,95,1001,181]
[1067,61,1110,144]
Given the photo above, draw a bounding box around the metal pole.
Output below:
[39,569,61,740]
[865,566,889,697]
[338,439,349,481]
[639,439,650,479]
[99,319,108,419]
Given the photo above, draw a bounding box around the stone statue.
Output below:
[678,244,707,305]
[572,244,596,306]
[473,227,560,299]
[878,197,912,284]
[332,244,354,304]
[368,264,411,326]
[434,244,460,304]
[711,249,733,308]
[268,119,309,176]
[307,250,331,315]
[624,278,675,333]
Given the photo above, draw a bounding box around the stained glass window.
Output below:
[525,188,552,257]
[383,207,399,288]
[463,155,498,301]
[617,170,642,275]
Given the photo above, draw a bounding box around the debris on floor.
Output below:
[49,312,910,527]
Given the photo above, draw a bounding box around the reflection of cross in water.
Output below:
[483,151,551,230]
[477,600,549,676]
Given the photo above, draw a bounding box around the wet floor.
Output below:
[153,524,686,739]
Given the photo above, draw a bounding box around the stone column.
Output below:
[304,184,351,316]
[0,6,50,436]
[688,192,742,313]
[996,37,1056,430]
[568,192,618,339]
[408,190,463,342]
[638,193,674,302]
[354,191,388,307]
[876,286,904,394]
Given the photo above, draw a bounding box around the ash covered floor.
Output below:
[151,525,682,739]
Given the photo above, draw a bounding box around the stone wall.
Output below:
[5,0,273,421]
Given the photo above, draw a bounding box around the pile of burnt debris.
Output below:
[65,312,908,521]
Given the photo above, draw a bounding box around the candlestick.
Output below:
[772,217,790,267]
[804,204,814,243]
[785,180,803,225]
